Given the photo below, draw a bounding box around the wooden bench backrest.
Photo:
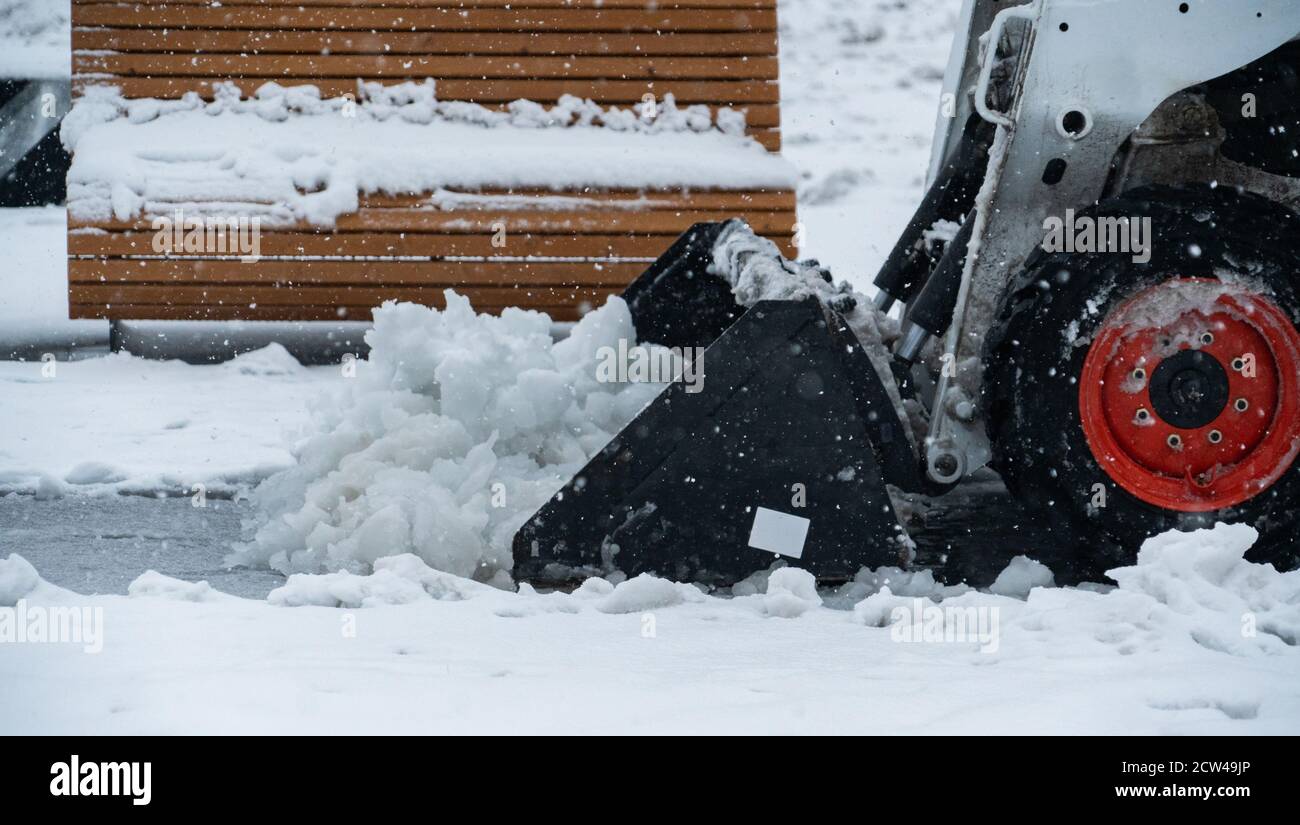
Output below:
[67,0,795,323]
[71,0,783,150]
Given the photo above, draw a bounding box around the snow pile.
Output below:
[223,343,306,377]
[0,554,68,606]
[709,221,904,372]
[269,554,496,608]
[265,555,713,615]
[0,554,43,606]
[836,563,970,604]
[712,219,856,310]
[63,462,126,486]
[229,292,669,581]
[62,83,795,226]
[0,0,69,79]
[762,567,822,618]
[852,586,920,628]
[1108,523,1300,654]
[988,555,1056,598]
[595,574,706,614]
[852,524,1299,662]
[127,572,233,604]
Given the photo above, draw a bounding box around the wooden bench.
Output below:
[66,0,797,323]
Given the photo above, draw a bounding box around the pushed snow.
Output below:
[32,474,66,501]
[232,218,912,584]
[853,586,920,628]
[596,574,706,614]
[1109,523,1299,653]
[268,554,495,608]
[0,554,69,606]
[988,555,1056,598]
[127,571,232,603]
[0,554,43,607]
[225,343,305,377]
[838,564,970,603]
[64,462,127,486]
[763,567,822,617]
[230,292,668,581]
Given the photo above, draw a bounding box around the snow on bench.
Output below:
[65,0,797,323]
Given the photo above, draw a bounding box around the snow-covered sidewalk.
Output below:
[0,344,333,497]
[3,523,1298,735]
[0,0,68,79]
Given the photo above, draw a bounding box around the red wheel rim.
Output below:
[1079,279,1300,512]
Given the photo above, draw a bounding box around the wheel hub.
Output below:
[1148,349,1230,429]
[1079,279,1300,511]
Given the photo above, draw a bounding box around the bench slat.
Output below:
[73,29,779,57]
[73,6,777,32]
[70,304,596,322]
[357,189,796,210]
[70,259,648,286]
[71,189,795,213]
[74,210,795,236]
[72,283,620,309]
[75,54,778,81]
[71,232,797,259]
[72,77,781,104]
[73,0,772,6]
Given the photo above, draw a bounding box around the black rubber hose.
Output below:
[904,207,976,337]
[872,113,995,307]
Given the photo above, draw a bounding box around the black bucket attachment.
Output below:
[617,221,745,351]
[513,294,914,587]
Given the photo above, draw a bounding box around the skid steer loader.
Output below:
[515,0,1300,586]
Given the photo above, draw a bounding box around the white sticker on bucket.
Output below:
[747,507,810,559]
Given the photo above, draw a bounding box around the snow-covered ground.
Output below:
[4,523,1299,735]
[0,342,327,498]
[5,0,1299,736]
[0,0,68,79]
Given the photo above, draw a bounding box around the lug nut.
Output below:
[1208,430,1223,444]
[1201,332,1215,346]
[1167,434,1183,450]
[1132,368,1147,381]
[1135,408,1152,423]
[1232,357,1246,372]
[1235,398,1249,412]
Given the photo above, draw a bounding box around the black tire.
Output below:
[984,184,1300,582]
